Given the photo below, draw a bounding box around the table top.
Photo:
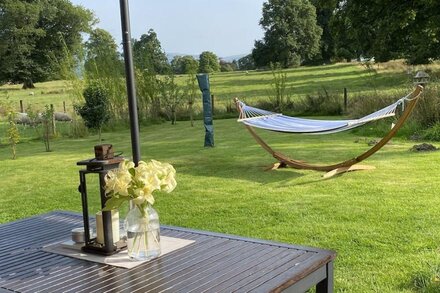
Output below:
[0,211,335,293]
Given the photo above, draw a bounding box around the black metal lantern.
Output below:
[77,145,126,255]
[414,71,430,86]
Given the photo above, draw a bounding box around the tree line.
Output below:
[1,0,439,87]
[252,0,440,68]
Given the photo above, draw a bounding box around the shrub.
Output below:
[7,112,20,159]
[423,122,440,141]
[298,88,343,116]
[158,74,185,125]
[348,85,440,138]
[268,63,290,112]
[411,84,440,128]
[348,90,405,119]
[75,82,110,142]
[0,97,20,159]
[40,105,54,152]
[351,119,421,138]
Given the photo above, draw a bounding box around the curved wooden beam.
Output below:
[238,86,423,172]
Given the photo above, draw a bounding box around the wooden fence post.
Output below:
[50,104,56,136]
[20,100,24,113]
[63,101,66,113]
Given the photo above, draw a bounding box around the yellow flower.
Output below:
[132,195,145,205]
[120,160,135,171]
[156,162,176,192]
[131,191,155,206]
[105,169,131,196]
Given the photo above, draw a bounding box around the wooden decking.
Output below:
[0,211,336,292]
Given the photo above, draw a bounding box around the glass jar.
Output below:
[124,204,160,261]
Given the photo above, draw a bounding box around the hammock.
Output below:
[237,94,412,134]
[235,85,423,177]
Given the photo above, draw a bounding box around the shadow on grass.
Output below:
[216,70,366,87]
[213,63,357,79]
[174,155,307,184]
[183,146,434,184]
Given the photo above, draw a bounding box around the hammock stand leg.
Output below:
[323,164,376,179]
[265,162,287,171]
[268,159,374,177]
[241,85,423,176]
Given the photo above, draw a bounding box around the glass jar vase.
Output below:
[124,204,161,261]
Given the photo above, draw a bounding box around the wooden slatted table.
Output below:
[0,211,336,292]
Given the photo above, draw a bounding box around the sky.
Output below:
[70,0,266,58]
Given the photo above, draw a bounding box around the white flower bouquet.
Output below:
[103,159,177,213]
[103,159,176,260]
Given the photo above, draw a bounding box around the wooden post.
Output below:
[63,101,66,113]
[343,88,348,112]
[20,100,24,113]
[211,94,215,115]
[50,104,56,136]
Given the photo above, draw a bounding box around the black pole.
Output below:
[119,0,141,165]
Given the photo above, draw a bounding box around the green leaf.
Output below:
[102,196,127,211]
[129,168,136,177]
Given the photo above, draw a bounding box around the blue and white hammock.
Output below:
[235,86,423,175]
[236,92,415,135]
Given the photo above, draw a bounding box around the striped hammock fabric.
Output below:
[237,93,413,135]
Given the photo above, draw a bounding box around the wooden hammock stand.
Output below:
[236,85,423,178]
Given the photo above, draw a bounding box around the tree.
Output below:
[136,69,161,121]
[331,1,395,62]
[0,1,44,88]
[40,105,54,152]
[252,0,322,68]
[331,1,440,64]
[1,100,20,159]
[307,0,338,64]
[330,7,359,62]
[198,51,220,73]
[83,28,126,121]
[184,73,198,127]
[35,0,95,81]
[7,116,20,159]
[132,29,170,74]
[84,28,123,78]
[171,55,199,74]
[219,59,237,72]
[0,0,94,87]
[268,63,289,112]
[75,82,111,142]
[158,74,184,125]
[237,54,256,70]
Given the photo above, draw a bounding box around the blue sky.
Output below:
[70,0,266,57]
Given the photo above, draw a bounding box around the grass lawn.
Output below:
[1,118,440,292]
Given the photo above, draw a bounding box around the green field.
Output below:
[1,61,430,114]
[209,62,408,101]
[1,62,440,292]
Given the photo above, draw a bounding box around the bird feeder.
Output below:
[77,144,126,255]
[413,71,430,86]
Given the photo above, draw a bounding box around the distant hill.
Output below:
[166,52,247,63]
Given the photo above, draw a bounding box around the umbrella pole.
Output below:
[119,0,141,166]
